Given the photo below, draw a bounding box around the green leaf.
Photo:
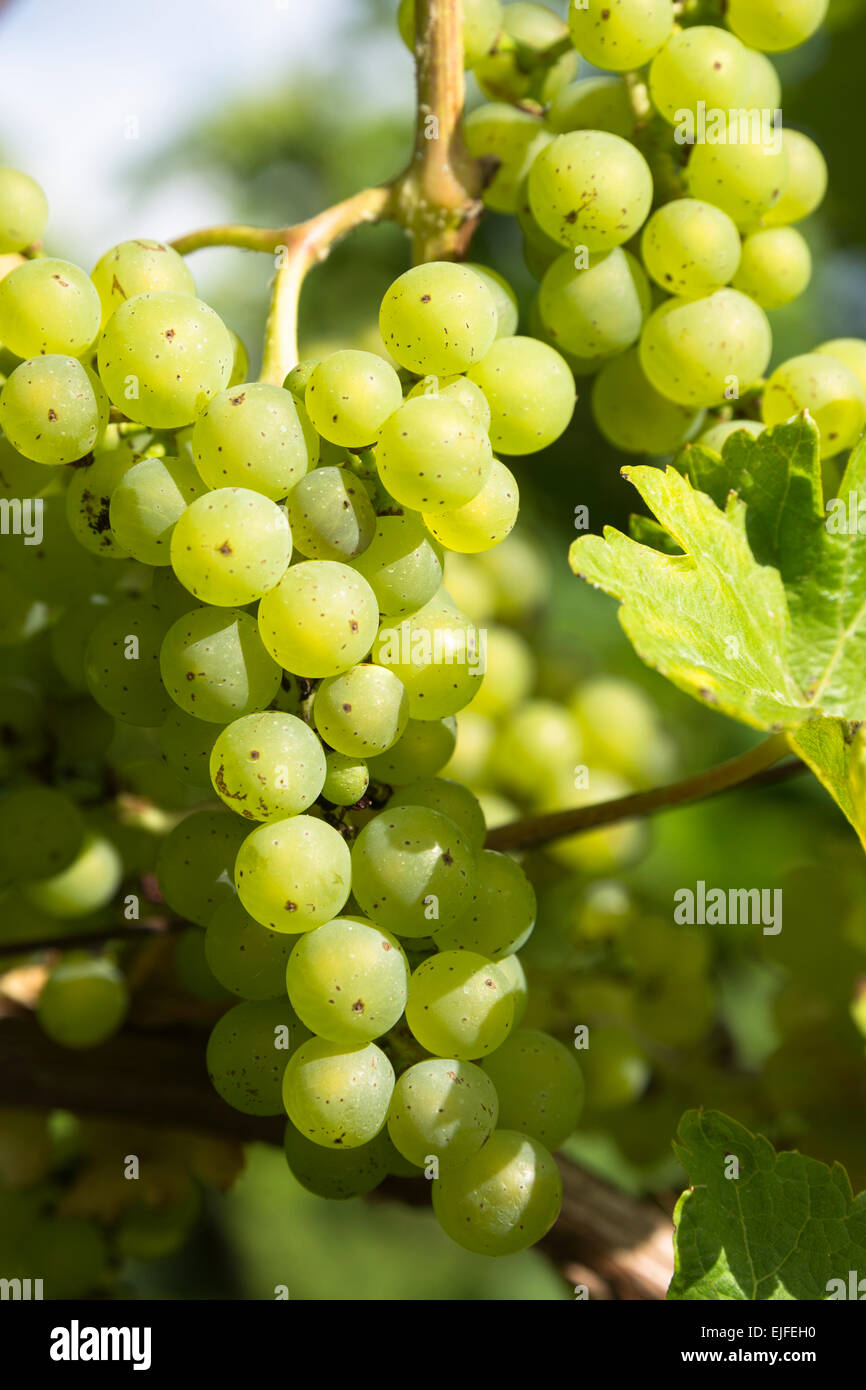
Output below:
[670,1109,866,1300]
[788,719,866,849]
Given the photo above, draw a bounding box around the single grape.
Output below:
[547,76,634,139]
[170,487,291,607]
[397,0,502,67]
[372,593,485,719]
[157,808,250,926]
[467,336,575,454]
[305,349,402,448]
[205,896,295,999]
[432,1129,561,1255]
[570,675,675,785]
[406,950,514,1059]
[210,711,325,820]
[284,359,320,401]
[283,1038,395,1148]
[649,26,752,125]
[258,560,379,679]
[351,512,444,617]
[726,0,828,53]
[0,355,108,464]
[732,226,812,309]
[581,1028,651,1109]
[762,129,826,226]
[235,814,351,932]
[592,348,705,455]
[192,381,317,499]
[491,699,582,799]
[110,452,206,565]
[639,289,773,409]
[744,48,781,110]
[0,786,84,883]
[387,1058,498,1170]
[538,248,651,363]
[462,264,518,339]
[286,915,409,1044]
[761,352,866,457]
[207,997,309,1115]
[37,955,128,1050]
[365,715,457,784]
[814,339,866,396]
[376,395,492,513]
[481,1030,584,1150]
[26,833,122,917]
[160,605,281,722]
[528,131,652,253]
[90,238,195,325]
[65,437,137,558]
[286,466,376,561]
[434,850,536,958]
[641,199,742,298]
[463,104,551,214]
[568,0,674,71]
[0,167,48,252]
[85,598,172,726]
[406,373,492,431]
[389,776,486,850]
[313,663,409,758]
[697,418,766,452]
[322,752,369,806]
[351,805,475,938]
[465,625,535,718]
[473,2,576,105]
[0,257,100,357]
[686,134,789,230]
[379,262,497,376]
[283,1121,391,1199]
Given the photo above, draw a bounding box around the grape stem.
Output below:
[485,734,802,853]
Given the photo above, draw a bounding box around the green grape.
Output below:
[0,681,47,777]
[0,786,84,883]
[482,1030,584,1150]
[762,130,826,226]
[569,0,674,71]
[639,290,773,409]
[406,950,513,1059]
[322,752,369,805]
[160,605,281,722]
[492,700,581,799]
[582,1028,651,1109]
[235,814,351,932]
[156,808,249,926]
[732,226,812,308]
[0,355,108,464]
[205,896,294,1000]
[570,676,675,784]
[372,594,485,719]
[0,257,100,357]
[284,359,320,401]
[641,199,742,298]
[286,916,409,1044]
[0,168,48,252]
[150,565,201,620]
[26,834,122,917]
[86,599,171,726]
[538,248,650,364]
[286,466,375,561]
[192,381,316,499]
[158,706,219,787]
[173,924,232,1000]
[98,291,233,429]
[110,452,206,565]
[365,715,456,784]
[313,664,409,758]
[424,457,518,554]
[351,805,475,938]
[406,374,492,432]
[351,512,444,617]
[283,1038,394,1148]
[550,77,633,139]
[432,1129,561,1255]
[434,850,536,959]
[574,880,635,942]
[744,48,781,110]
[210,711,325,820]
[698,418,766,452]
[258,560,378,679]
[592,348,705,455]
[466,626,534,720]
[477,531,551,620]
[207,997,309,1115]
[170,487,291,606]
[228,331,249,387]
[528,132,652,253]
[467,337,575,454]
[304,350,402,448]
[387,1058,498,1170]
[462,264,518,339]
[376,395,492,513]
[440,554,492,625]
[379,262,498,376]
[814,339,866,396]
[397,0,502,67]
[0,572,49,647]
[0,431,53,498]
[496,952,528,1025]
[649,26,752,125]
[90,238,195,325]
[541,770,647,874]
[65,437,137,558]
[114,1188,201,1262]
[761,352,866,458]
[686,134,789,230]
[283,1121,391,1199]
[474,2,576,105]
[37,955,128,1049]
[727,0,828,52]
[389,777,486,850]
[463,104,551,215]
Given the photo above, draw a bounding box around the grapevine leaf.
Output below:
[787,719,866,848]
[669,1109,866,1300]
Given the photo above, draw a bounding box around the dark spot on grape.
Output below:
[352,999,365,1013]
[250,749,260,760]
[420,294,432,303]
[285,900,298,913]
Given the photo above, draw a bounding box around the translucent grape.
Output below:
[465,625,535,718]
[582,1028,651,1109]
[639,290,773,409]
[376,395,492,513]
[481,1030,584,1150]
[592,348,705,455]
[372,594,485,719]
[397,0,502,67]
[497,952,528,1025]
[258,560,379,679]
[170,487,291,607]
[286,466,376,561]
[732,226,811,308]
[434,850,536,958]
[0,355,108,465]
[406,374,492,431]
[686,134,789,230]
[160,605,281,722]
[649,26,752,125]
[351,512,444,616]
[283,1121,391,1199]
[697,418,766,452]
[814,339,866,396]
[761,353,866,458]
[462,264,518,339]
[467,336,575,454]
[65,437,137,557]
[37,955,128,1050]
[0,168,48,252]
[158,707,219,788]
[207,997,309,1115]
[110,452,206,565]
[235,814,351,932]
[192,381,317,499]
[528,132,652,253]
[284,359,319,401]
[538,248,650,364]
[568,0,674,72]
[26,834,122,917]
[389,777,486,850]
[305,350,402,448]
[156,808,249,926]
[387,1058,498,1170]
[209,711,325,821]
[473,2,576,105]
[0,257,100,357]
[426,456,517,553]
[762,129,827,226]
[492,699,582,798]
[351,805,475,938]
[365,715,456,785]
[744,49,781,110]
[322,752,369,806]
[406,949,513,1059]
[463,104,551,214]
[205,895,294,1000]
[286,915,409,1044]
[548,76,634,139]
[97,291,233,429]
[283,1037,394,1148]
[86,599,171,726]
[726,0,828,52]
[90,238,195,325]
[641,199,742,298]
[432,1129,561,1255]
[313,664,409,758]
[379,262,498,376]
[0,786,84,883]
[541,770,647,874]
[0,431,53,498]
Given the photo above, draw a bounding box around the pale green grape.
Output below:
[0,168,48,252]
[432,1129,561,1255]
[462,264,518,339]
[286,466,375,561]
[762,130,826,226]
[467,337,575,454]
[639,290,773,409]
[157,808,249,926]
[160,605,281,722]
[65,437,137,557]
[0,431,53,498]
[305,350,402,448]
[192,381,317,499]
[0,355,108,464]
[478,531,551,619]
[698,418,766,452]
[814,339,866,396]
[26,834,122,917]
[541,770,647,873]
[50,597,110,691]
[286,916,409,1044]
[406,950,513,1059]
[592,348,705,455]
[528,132,652,253]
[686,135,789,230]
[258,560,379,679]
[365,715,456,784]
[351,806,475,938]
[170,488,291,607]
[582,1028,651,1109]
[284,360,320,401]
[492,700,581,799]
[205,896,295,1000]
[481,1030,584,1150]
[372,594,485,719]
[0,786,84,883]
[159,707,219,787]
[538,248,650,363]
[434,850,536,958]
[641,199,742,298]
[37,955,128,1050]
[0,257,100,357]
[207,997,309,1115]
[90,239,195,326]
[150,565,201,620]
[235,814,351,932]
[406,374,492,432]
[86,599,171,726]
[397,0,502,67]
[548,76,634,138]
[649,25,752,124]
[466,626,535,719]
[283,1121,391,1199]
[463,104,551,214]
[379,262,498,376]
[569,0,674,71]
[424,458,519,554]
[761,352,866,457]
[473,2,576,105]
[570,675,675,784]
[98,291,233,429]
[733,226,812,308]
[744,48,781,110]
[313,664,409,758]
[727,0,828,52]
[210,711,325,821]
[173,924,233,1000]
[389,777,486,850]
[110,452,206,565]
[376,396,492,513]
[283,1038,394,1148]
[387,1058,498,1170]
[351,512,444,617]
[497,952,528,1025]
[322,752,369,805]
